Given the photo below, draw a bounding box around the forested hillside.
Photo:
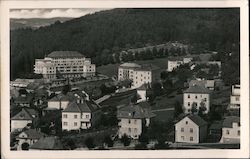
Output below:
[10,8,240,80]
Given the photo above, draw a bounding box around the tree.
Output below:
[62,83,71,95]
[120,134,131,146]
[191,102,198,114]
[66,139,76,150]
[103,136,114,147]
[21,142,29,150]
[174,101,183,118]
[85,137,95,149]
[198,101,207,117]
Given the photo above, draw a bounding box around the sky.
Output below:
[10,8,109,19]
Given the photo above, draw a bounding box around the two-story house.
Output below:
[61,99,101,131]
[220,116,240,143]
[183,85,211,114]
[117,102,155,139]
[175,114,207,143]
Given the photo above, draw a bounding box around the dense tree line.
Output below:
[11,8,239,80]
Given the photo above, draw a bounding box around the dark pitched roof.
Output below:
[137,83,150,90]
[47,51,84,58]
[14,95,33,103]
[120,63,141,68]
[184,85,210,94]
[11,108,37,120]
[63,100,99,113]
[176,114,207,127]
[17,129,47,139]
[222,116,240,128]
[117,103,155,119]
[49,93,74,102]
[29,136,64,150]
[188,115,207,127]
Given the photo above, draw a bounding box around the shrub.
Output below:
[85,137,95,149]
[120,134,131,146]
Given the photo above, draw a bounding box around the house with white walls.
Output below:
[175,114,207,143]
[220,116,240,143]
[228,84,240,109]
[183,85,211,114]
[117,102,155,139]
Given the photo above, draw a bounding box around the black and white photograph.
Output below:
[1,0,249,158]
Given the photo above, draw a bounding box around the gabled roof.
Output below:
[120,63,141,68]
[47,51,84,58]
[11,108,37,120]
[29,136,64,150]
[184,85,210,94]
[63,100,100,113]
[14,95,33,103]
[176,114,207,127]
[222,116,240,128]
[188,115,207,127]
[117,102,155,119]
[17,129,47,139]
[137,83,150,90]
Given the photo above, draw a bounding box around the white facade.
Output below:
[220,121,240,143]
[183,93,210,114]
[175,117,199,143]
[47,100,70,110]
[229,85,240,109]
[175,116,207,143]
[11,120,32,132]
[62,112,92,131]
[118,63,152,88]
[137,90,147,102]
[34,52,96,79]
[167,60,183,72]
[118,118,143,139]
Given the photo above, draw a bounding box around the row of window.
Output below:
[128,119,137,124]
[181,136,193,141]
[63,114,89,119]
[128,128,137,133]
[181,127,193,133]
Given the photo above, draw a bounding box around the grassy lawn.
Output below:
[97,57,169,78]
[151,93,183,110]
[153,110,174,122]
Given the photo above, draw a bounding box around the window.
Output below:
[74,122,77,126]
[134,128,137,133]
[134,119,137,124]
[188,109,191,112]
[186,121,188,125]
[195,95,197,99]
[74,115,77,119]
[204,98,207,101]
[63,114,67,118]
[188,102,190,106]
[128,128,131,132]
[236,97,239,101]
[190,128,193,133]
[63,122,68,126]
[181,128,184,132]
[86,115,89,119]
[238,130,240,136]
[190,137,193,141]
[226,130,230,135]
[181,136,184,140]
[188,94,190,98]
[128,119,131,124]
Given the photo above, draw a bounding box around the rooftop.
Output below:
[176,114,207,127]
[184,85,211,94]
[47,51,84,58]
[222,116,240,128]
[11,108,37,120]
[63,100,100,113]
[120,63,141,68]
[117,102,155,119]
[29,136,64,150]
[17,129,47,139]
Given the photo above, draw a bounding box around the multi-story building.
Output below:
[61,99,101,131]
[220,116,240,143]
[229,84,240,109]
[183,85,210,114]
[167,57,193,72]
[117,102,155,139]
[34,51,95,79]
[118,63,152,88]
[175,114,207,143]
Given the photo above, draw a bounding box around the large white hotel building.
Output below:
[118,63,152,88]
[34,51,95,79]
